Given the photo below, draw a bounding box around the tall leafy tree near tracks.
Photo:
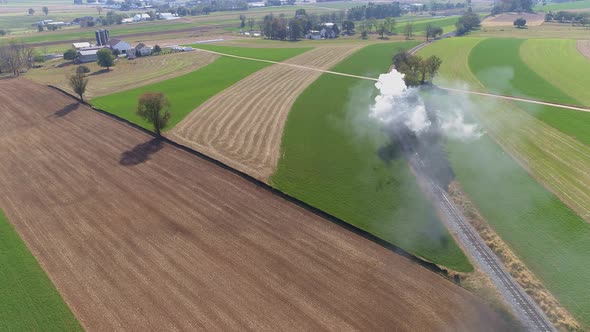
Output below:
[404,22,414,40]
[42,6,48,15]
[96,48,115,70]
[136,92,172,136]
[28,8,35,15]
[69,72,88,102]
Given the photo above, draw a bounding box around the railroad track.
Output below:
[430,181,555,331]
[404,154,555,331]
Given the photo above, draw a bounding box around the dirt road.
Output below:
[0,78,509,331]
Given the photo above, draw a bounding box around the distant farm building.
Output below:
[108,38,132,54]
[77,47,103,63]
[133,13,151,22]
[72,42,91,49]
[158,12,179,20]
[95,29,110,46]
[135,43,153,56]
[306,23,339,39]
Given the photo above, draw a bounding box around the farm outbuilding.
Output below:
[78,49,99,63]
[108,38,132,54]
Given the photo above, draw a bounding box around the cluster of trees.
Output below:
[428,1,466,11]
[346,3,403,21]
[491,0,533,14]
[545,11,590,25]
[392,51,443,87]
[356,17,395,35]
[425,23,443,40]
[0,41,34,76]
[455,11,480,35]
[260,10,342,40]
[513,17,527,28]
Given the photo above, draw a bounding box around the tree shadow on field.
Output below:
[119,138,163,166]
[52,102,80,118]
[90,69,110,76]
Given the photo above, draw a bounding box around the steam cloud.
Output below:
[370,70,483,140]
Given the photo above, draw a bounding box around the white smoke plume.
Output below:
[370,71,431,134]
[370,70,482,140]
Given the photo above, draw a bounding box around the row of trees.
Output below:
[0,41,34,76]
[346,3,403,21]
[393,51,443,87]
[491,0,534,15]
[545,11,590,25]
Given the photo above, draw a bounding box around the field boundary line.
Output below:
[199,47,590,114]
[46,84,463,282]
[440,87,590,113]
[194,48,380,81]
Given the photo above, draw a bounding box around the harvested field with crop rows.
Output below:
[169,45,362,181]
[0,78,509,331]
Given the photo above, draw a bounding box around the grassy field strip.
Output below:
[91,46,310,129]
[27,51,219,99]
[419,37,590,327]
[520,39,590,107]
[449,97,590,328]
[188,44,313,61]
[0,210,81,331]
[168,45,363,181]
[469,38,590,146]
[534,0,590,12]
[272,41,473,272]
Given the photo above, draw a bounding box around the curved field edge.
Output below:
[468,37,590,146]
[90,57,267,130]
[90,47,311,131]
[271,41,473,272]
[520,39,590,107]
[420,38,590,327]
[0,210,82,331]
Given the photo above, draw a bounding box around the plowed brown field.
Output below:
[0,78,509,331]
[168,46,362,181]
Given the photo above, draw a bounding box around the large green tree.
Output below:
[69,72,88,102]
[136,92,172,135]
[96,48,114,70]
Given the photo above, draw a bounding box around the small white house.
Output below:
[108,38,131,54]
[158,12,179,20]
[134,43,153,56]
[122,18,134,24]
[133,13,151,22]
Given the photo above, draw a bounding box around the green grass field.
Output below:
[91,56,269,130]
[187,44,312,61]
[272,41,473,272]
[0,210,81,331]
[419,36,590,327]
[520,38,590,106]
[468,38,590,146]
[447,132,590,328]
[393,16,459,35]
[535,0,590,12]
